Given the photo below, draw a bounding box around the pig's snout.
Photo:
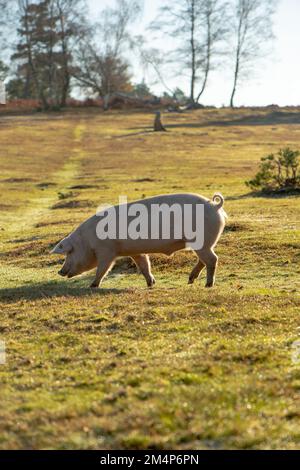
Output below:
[58,268,68,277]
[58,268,76,278]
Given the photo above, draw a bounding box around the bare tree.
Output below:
[196,0,230,102]
[229,0,277,107]
[138,44,175,97]
[149,0,229,105]
[73,0,141,107]
[74,42,132,101]
[100,0,142,58]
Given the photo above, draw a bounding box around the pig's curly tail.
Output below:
[212,193,224,210]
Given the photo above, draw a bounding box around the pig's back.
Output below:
[77,193,223,256]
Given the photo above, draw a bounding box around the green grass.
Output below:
[0,107,299,449]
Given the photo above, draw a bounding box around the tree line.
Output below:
[0,0,277,109]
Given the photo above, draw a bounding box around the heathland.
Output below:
[0,107,299,449]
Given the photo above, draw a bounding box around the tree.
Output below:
[195,0,230,102]
[173,87,188,103]
[138,45,174,97]
[12,0,50,108]
[229,0,277,107]
[0,0,17,66]
[54,0,88,106]
[149,0,229,105]
[162,87,188,104]
[133,81,152,98]
[73,0,141,107]
[6,77,33,99]
[0,60,8,82]
[0,1,9,49]
[246,148,300,193]
[11,0,87,107]
[74,45,132,101]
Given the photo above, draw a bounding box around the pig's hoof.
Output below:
[90,283,99,289]
[147,276,156,288]
[205,283,214,288]
[188,277,194,285]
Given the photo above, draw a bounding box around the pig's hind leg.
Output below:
[90,254,116,288]
[195,248,218,288]
[188,258,205,284]
[132,254,156,288]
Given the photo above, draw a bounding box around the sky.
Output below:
[88,0,300,107]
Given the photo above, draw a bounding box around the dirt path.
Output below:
[1,122,87,240]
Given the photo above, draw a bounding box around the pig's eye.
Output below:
[59,244,64,249]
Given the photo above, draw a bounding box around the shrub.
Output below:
[246,148,300,192]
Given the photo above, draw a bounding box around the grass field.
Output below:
[0,107,299,450]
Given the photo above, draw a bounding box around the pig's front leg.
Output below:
[90,254,116,288]
[131,254,156,288]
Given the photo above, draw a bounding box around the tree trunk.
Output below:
[23,3,49,110]
[103,94,110,111]
[23,67,31,98]
[196,8,211,103]
[190,71,195,104]
[230,87,236,108]
[230,59,239,108]
[190,0,196,104]
[230,14,243,109]
[154,111,166,132]
[196,60,209,103]
[58,6,70,108]
[60,72,70,107]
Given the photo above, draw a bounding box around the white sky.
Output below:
[88,0,300,107]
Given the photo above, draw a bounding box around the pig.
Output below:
[51,193,226,288]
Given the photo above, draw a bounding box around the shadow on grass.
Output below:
[225,188,300,201]
[0,279,127,303]
[166,111,300,128]
[115,129,154,139]
[125,111,300,132]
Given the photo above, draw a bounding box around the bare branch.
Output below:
[229,0,277,107]
[148,0,230,104]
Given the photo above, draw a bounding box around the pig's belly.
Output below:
[116,238,186,256]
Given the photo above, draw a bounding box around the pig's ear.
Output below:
[51,237,73,255]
